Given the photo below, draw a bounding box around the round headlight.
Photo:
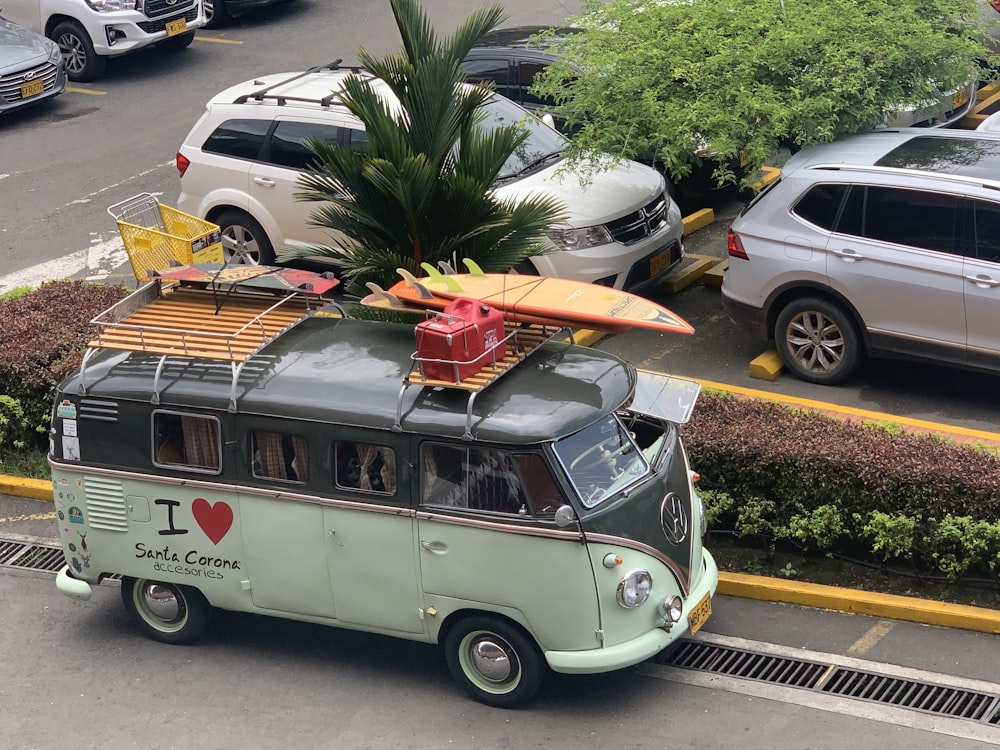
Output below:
[662,595,683,623]
[616,569,652,608]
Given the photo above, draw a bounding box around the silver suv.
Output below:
[722,128,1000,384]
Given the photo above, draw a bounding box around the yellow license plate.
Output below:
[650,247,675,276]
[21,80,45,99]
[165,18,187,36]
[738,149,751,168]
[687,593,712,634]
[953,86,970,111]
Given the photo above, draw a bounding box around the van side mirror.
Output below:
[553,504,577,528]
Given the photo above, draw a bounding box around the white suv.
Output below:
[3,0,206,82]
[175,62,685,291]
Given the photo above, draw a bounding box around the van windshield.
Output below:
[477,95,568,180]
[552,414,649,508]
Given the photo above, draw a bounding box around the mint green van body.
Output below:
[50,315,717,707]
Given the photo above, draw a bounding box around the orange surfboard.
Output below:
[384,261,694,335]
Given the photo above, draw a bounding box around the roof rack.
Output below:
[394,321,575,440]
[233,60,369,107]
[806,163,1000,192]
[78,269,345,411]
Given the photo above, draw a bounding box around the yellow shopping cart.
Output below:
[108,193,225,282]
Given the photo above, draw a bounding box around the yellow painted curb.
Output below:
[0,475,52,502]
[571,329,607,347]
[662,255,715,294]
[701,260,727,288]
[748,349,783,381]
[682,208,714,236]
[718,571,1000,635]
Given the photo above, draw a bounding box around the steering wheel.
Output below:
[570,436,630,472]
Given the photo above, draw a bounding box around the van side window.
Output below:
[252,430,309,483]
[421,443,529,515]
[153,412,222,473]
[334,442,396,494]
[514,453,564,515]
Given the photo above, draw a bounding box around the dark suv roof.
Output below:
[470,25,579,52]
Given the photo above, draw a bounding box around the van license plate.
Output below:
[650,247,675,276]
[21,80,45,99]
[687,593,712,634]
[166,18,187,36]
[953,86,970,111]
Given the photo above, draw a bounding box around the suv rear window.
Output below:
[791,184,847,230]
[202,119,270,160]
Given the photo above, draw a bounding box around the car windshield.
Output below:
[476,95,568,180]
[552,414,649,508]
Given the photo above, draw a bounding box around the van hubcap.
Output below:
[141,583,183,623]
[469,637,513,682]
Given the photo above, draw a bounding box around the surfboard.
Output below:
[151,263,340,296]
[383,261,694,335]
[360,282,632,333]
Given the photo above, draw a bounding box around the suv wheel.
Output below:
[52,21,106,82]
[215,210,275,265]
[204,0,231,28]
[775,297,861,385]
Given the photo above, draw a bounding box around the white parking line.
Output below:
[0,234,127,295]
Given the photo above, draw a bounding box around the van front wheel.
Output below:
[444,616,545,708]
[121,577,212,644]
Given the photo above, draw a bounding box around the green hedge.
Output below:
[683,392,1000,580]
[0,280,129,450]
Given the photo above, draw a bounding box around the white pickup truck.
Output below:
[2,0,206,81]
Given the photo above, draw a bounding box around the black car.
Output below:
[204,0,295,28]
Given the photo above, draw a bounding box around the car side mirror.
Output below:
[541,113,556,130]
[553,504,577,528]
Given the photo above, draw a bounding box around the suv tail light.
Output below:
[727,229,748,260]
[176,152,190,179]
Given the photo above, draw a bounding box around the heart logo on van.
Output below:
[192,498,233,545]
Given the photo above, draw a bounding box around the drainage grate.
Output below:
[0,539,66,572]
[661,639,1000,726]
[822,667,1000,721]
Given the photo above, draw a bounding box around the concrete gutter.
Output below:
[5,468,999,635]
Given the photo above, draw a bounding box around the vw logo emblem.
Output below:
[660,492,688,545]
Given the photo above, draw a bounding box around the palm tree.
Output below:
[285,0,566,296]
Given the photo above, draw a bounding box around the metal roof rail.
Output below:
[805,163,1000,192]
[233,60,368,106]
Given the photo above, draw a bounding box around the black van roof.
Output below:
[65,317,635,444]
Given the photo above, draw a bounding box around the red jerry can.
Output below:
[415,297,506,382]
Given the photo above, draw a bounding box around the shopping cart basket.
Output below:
[108,193,225,282]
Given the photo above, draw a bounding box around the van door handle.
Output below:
[965,274,1000,288]
[831,248,863,262]
[253,177,276,187]
[420,540,448,554]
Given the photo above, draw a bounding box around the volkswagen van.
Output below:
[48,281,717,707]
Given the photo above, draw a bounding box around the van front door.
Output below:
[415,441,600,652]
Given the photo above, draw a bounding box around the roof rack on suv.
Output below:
[807,163,1000,192]
[233,60,368,108]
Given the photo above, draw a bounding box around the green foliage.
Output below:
[924,515,1000,579]
[287,0,566,295]
[856,511,919,563]
[532,0,995,188]
[784,504,845,551]
[777,561,799,579]
[686,391,1000,578]
[0,285,34,301]
[0,395,30,451]
[698,489,735,528]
